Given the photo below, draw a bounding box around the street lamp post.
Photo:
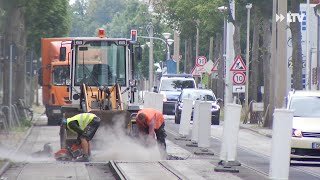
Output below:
[315,4,320,89]
[245,3,252,115]
[218,6,228,102]
[162,33,174,61]
[146,23,154,91]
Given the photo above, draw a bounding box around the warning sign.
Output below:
[211,60,219,72]
[191,65,206,77]
[230,55,246,72]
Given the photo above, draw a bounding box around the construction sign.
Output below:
[191,65,206,77]
[211,60,219,72]
[230,55,246,72]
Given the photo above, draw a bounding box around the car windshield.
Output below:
[289,96,320,117]
[74,40,126,86]
[181,91,216,101]
[160,79,195,91]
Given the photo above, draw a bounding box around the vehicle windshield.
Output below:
[289,96,320,117]
[74,41,126,86]
[160,79,195,91]
[181,90,216,101]
[52,65,69,86]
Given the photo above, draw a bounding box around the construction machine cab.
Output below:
[59,30,142,148]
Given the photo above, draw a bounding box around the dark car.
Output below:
[174,88,222,125]
[157,74,196,115]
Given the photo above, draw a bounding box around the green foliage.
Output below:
[70,0,127,37]
[26,0,71,53]
[155,0,225,58]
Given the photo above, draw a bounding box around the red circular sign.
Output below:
[196,56,207,66]
[232,72,246,85]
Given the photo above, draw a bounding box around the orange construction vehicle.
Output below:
[38,38,72,125]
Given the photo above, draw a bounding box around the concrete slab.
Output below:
[115,162,180,180]
[2,162,90,180]
[194,148,214,156]
[186,142,198,147]
[165,159,243,180]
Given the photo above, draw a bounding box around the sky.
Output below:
[69,0,75,5]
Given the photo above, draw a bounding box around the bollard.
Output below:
[186,100,201,147]
[214,103,242,173]
[143,92,163,112]
[194,102,214,155]
[175,99,193,141]
[269,109,293,180]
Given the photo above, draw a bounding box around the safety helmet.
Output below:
[62,119,67,125]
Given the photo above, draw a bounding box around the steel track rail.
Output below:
[109,161,184,180]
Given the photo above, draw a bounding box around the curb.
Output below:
[0,114,39,177]
[239,124,272,138]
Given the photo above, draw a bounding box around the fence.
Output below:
[0,39,38,132]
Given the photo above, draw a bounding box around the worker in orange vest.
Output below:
[136,108,167,151]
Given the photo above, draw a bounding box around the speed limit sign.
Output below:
[196,56,207,66]
[232,72,246,85]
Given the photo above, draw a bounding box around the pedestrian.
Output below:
[62,112,101,162]
[135,108,167,152]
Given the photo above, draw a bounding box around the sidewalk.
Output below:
[240,123,272,138]
[0,105,44,176]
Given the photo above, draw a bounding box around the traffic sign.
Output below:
[230,55,246,72]
[232,85,245,93]
[232,72,246,85]
[191,65,206,77]
[196,56,207,66]
[211,60,219,72]
[203,60,214,74]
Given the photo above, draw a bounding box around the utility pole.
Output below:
[147,23,154,90]
[184,40,187,73]
[9,44,13,125]
[276,0,287,108]
[226,0,235,103]
[209,37,214,89]
[196,20,200,60]
[245,4,252,114]
[306,0,310,90]
[174,31,180,74]
[268,0,277,127]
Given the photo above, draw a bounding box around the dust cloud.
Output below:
[0,144,54,163]
[92,114,165,161]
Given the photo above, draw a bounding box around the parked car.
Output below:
[287,90,320,161]
[156,74,196,115]
[174,88,221,125]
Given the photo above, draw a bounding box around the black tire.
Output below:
[211,111,220,125]
[47,115,60,126]
[175,115,181,124]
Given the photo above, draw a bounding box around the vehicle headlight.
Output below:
[160,92,167,102]
[211,104,220,110]
[292,129,302,138]
[178,103,183,110]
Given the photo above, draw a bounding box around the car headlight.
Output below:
[211,104,220,110]
[292,129,302,138]
[178,103,183,110]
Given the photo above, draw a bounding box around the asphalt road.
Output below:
[164,115,320,180]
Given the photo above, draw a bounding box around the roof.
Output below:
[182,88,213,93]
[289,90,320,97]
[161,74,193,78]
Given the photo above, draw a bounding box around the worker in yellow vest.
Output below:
[62,113,101,162]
